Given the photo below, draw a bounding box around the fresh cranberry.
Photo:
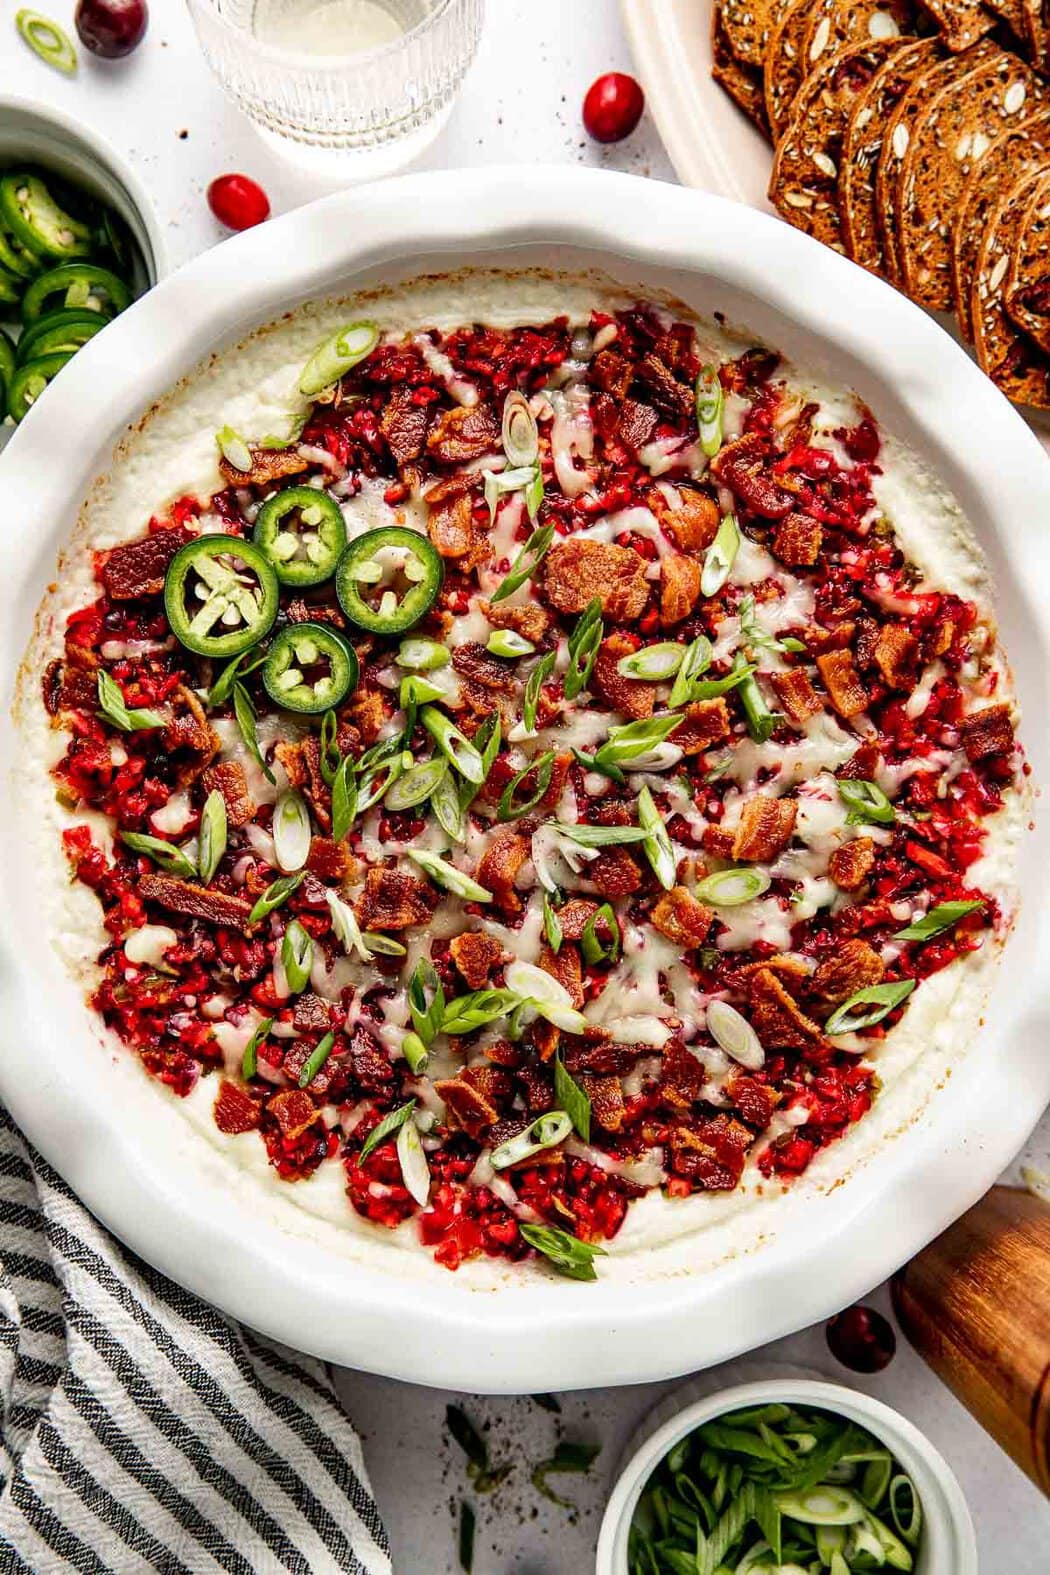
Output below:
[826,1305,897,1373]
[583,73,645,143]
[207,174,271,232]
[75,0,148,58]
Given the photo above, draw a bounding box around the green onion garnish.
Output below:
[459,713,501,815]
[319,709,342,785]
[331,756,358,841]
[440,989,521,1037]
[118,830,196,879]
[594,713,682,772]
[408,959,445,1046]
[706,999,765,1070]
[397,636,450,672]
[16,9,77,73]
[421,706,485,785]
[838,779,896,826]
[281,919,313,994]
[97,670,165,733]
[519,1223,606,1282]
[401,1031,429,1075]
[216,424,252,474]
[825,979,916,1035]
[298,320,380,397]
[362,931,406,957]
[431,768,466,840]
[543,892,564,953]
[501,390,539,466]
[490,522,555,603]
[497,751,555,822]
[615,642,685,682]
[397,1116,430,1206]
[638,785,676,890]
[458,1502,475,1573]
[701,512,740,597]
[524,468,545,520]
[326,890,373,960]
[491,1111,572,1170]
[695,364,724,458]
[668,635,714,707]
[486,628,535,658]
[197,789,228,886]
[688,661,759,701]
[522,650,557,734]
[581,902,619,964]
[695,867,771,906]
[241,1016,273,1081]
[893,900,983,942]
[406,848,492,902]
[359,1099,416,1162]
[563,599,603,701]
[247,870,305,926]
[298,1030,336,1088]
[207,647,267,709]
[734,654,781,742]
[384,757,448,813]
[554,1056,591,1141]
[549,822,650,849]
[233,681,276,785]
[273,788,311,872]
[531,1440,602,1508]
[483,465,540,526]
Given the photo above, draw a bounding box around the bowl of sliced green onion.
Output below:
[597,1379,976,1575]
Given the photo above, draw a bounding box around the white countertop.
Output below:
[4,2,1049,1569]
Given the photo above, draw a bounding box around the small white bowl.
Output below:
[597,1377,977,1575]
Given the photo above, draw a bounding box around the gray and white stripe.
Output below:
[0,1107,391,1574]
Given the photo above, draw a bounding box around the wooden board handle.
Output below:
[891,1184,1050,1495]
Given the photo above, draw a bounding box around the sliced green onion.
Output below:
[206,648,267,709]
[197,789,228,885]
[668,636,714,707]
[549,822,649,849]
[888,1475,922,1545]
[299,320,380,397]
[893,900,983,942]
[326,890,372,960]
[330,754,359,839]
[401,1031,429,1075]
[97,670,165,733]
[355,751,401,816]
[361,931,406,957]
[491,1110,572,1170]
[522,650,557,734]
[431,768,465,841]
[233,681,276,785]
[281,919,313,994]
[441,988,520,1037]
[616,642,685,682]
[825,979,916,1035]
[273,788,312,872]
[701,512,740,597]
[483,465,539,526]
[397,1114,431,1206]
[16,10,76,73]
[498,751,555,822]
[319,709,342,785]
[688,661,759,701]
[519,1222,606,1281]
[490,522,555,603]
[216,424,252,473]
[638,786,676,890]
[572,749,625,786]
[397,637,449,672]
[421,706,485,784]
[504,959,587,1033]
[486,629,535,658]
[459,713,501,814]
[119,830,196,879]
[502,390,539,466]
[359,1099,416,1162]
[735,655,780,743]
[459,1502,476,1573]
[543,892,564,953]
[696,365,724,458]
[385,756,448,812]
[695,867,772,905]
[563,599,603,701]
[247,870,305,926]
[838,779,896,826]
[554,1055,591,1141]
[241,1016,273,1081]
[406,848,491,902]
[775,1486,866,1526]
[594,713,682,771]
[524,468,545,520]
[581,903,620,965]
[298,1030,336,1088]
[408,959,444,1046]
[706,999,765,1069]
[400,675,445,713]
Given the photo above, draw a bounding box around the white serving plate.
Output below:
[1,166,1049,1393]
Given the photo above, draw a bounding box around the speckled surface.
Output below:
[2,2,1048,1569]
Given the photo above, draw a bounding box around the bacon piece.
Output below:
[771,669,822,724]
[538,942,584,1008]
[737,953,812,984]
[960,703,1014,761]
[214,1080,261,1134]
[379,386,429,465]
[436,1066,509,1137]
[772,512,822,567]
[354,866,438,930]
[553,898,601,941]
[346,1027,395,1096]
[590,633,656,720]
[811,940,884,1004]
[711,435,792,519]
[815,649,869,719]
[219,445,309,489]
[675,698,731,755]
[661,554,702,627]
[265,1088,321,1142]
[452,642,517,695]
[636,353,693,418]
[426,402,500,463]
[292,993,332,1034]
[449,930,504,990]
[588,847,644,898]
[668,1115,752,1189]
[307,837,357,886]
[660,1038,708,1104]
[275,735,335,831]
[164,684,219,787]
[201,761,256,829]
[748,967,827,1050]
[347,685,387,745]
[138,874,253,930]
[100,527,187,601]
[590,348,634,399]
[543,539,649,621]
[703,825,737,859]
[427,488,488,571]
[581,1074,626,1133]
[481,598,551,644]
[476,829,529,913]
[617,399,659,452]
[651,886,714,947]
[828,837,875,891]
[648,485,720,551]
[732,796,797,861]
[873,624,919,690]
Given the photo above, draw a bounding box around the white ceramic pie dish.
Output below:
[1,166,1048,1393]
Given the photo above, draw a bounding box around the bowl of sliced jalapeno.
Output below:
[0,94,163,429]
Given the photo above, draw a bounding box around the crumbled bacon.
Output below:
[748,967,827,1050]
[812,940,884,1003]
[581,1074,626,1133]
[214,1079,261,1134]
[481,598,551,643]
[591,633,655,720]
[426,402,500,463]
[828,837,875,891]
[590,348,633,398]
[449,930,504,989]
[307,837,357,885]
[960,704,1014,761]
[651,886,713,947]
[873,624,918,690]
[354,866,438,930]
[138,874,254,930]
[476,829,529,913]
[200,761,255,829]
[553,898,602,940]
[816,649,869,719]
[219,445,308,489]
[538,942,584,1008]
[732,796,797,862]
[543,539,649,621]
[711,435,792,519]
[101,527,188,601]
[427,487,488,570]
[164,685,219,787]
[379,386,429,464]
[648,485,719,551]
[772,512,822,567]
[435,1066,510,1136]
[588,847,644,898]
[661,554,702,627]
[674,698,731,754]
[771,668,822,724]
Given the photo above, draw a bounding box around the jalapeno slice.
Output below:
[7,351,73,422]
[0,171,93,261]
[16,308,105,362]
[0,223,40,280]
[0,271,20,308]
[164,535,280,659]
[0,330,15,399]
[262,622,359,715]
[21,261,130,323]
[335,527,443,635]
[253,486,347,588]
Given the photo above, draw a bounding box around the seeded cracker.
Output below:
[874,39,998,284]
[915,0,995,51]
[713,4,772,135]
[764,0,819,140]
[765,0,917,140]
[840,39,944,273]
[720,0,793,68]
[1020,0,1050,75]
[1005,173,1050,352]
[973,165,1050,405]
[951,108,1050,335]
[984,0,1029,44]
[897,48,1044,310]
[769,38,907,251]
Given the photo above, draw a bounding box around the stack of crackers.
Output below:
[712,0,1050,406]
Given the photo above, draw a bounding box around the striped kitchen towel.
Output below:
[0,1107,392,1574]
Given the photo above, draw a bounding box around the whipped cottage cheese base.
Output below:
[17,269,1024,1289]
